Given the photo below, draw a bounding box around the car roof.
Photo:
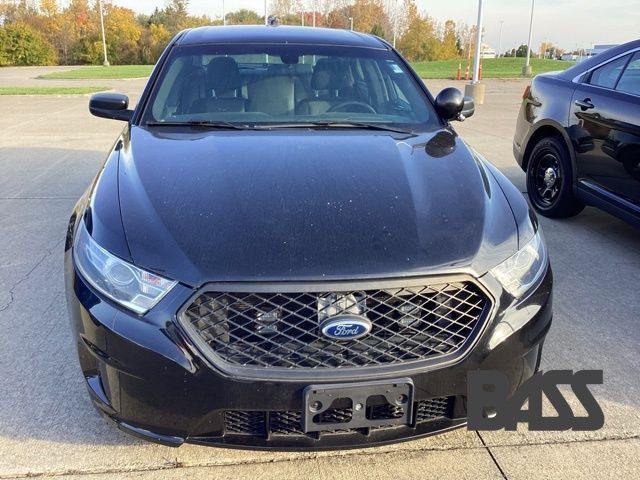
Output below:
[557,38,640,80]
[177,25,389,50]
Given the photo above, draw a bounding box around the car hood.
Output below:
[117,126,518,287]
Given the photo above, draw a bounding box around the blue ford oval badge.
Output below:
[320,315,372,340]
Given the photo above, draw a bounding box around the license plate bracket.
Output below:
[302,378,414,433]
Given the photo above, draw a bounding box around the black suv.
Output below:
[66,26,552,450]
[514,39,640,224]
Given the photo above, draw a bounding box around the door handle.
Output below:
[575,98,595,110]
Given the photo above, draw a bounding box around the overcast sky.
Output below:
[103,1,638,51]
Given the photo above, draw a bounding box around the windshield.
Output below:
[142,43,439,130]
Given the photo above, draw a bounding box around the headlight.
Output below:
[73,221,177,314]
[489,230,548,298]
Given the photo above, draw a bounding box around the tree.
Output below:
[139,23,171,64]
[441,20,458,59]
[270,0,302,17]
[226,8,263,25]
[0,22,56,65]
[515,44,529,58]
[102,4,143,64]
[352,0,388,36]
[396,2,436,61]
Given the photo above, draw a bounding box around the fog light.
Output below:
[398,303,420,327]
[255,308,281,335]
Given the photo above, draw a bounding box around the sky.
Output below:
[101,1,638,52]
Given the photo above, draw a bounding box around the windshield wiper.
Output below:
[146,120,252,130]
[267,121,414,134]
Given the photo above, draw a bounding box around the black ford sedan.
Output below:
[514,39,640,223]
[65,26,552,450]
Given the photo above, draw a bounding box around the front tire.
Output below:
[526,136,585,218]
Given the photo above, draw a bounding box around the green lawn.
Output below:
[39,65,154,79]
[412,57,575,79]
[36,57,574,81]
[0,86,110,95]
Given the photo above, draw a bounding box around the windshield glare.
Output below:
[144,44,438,130]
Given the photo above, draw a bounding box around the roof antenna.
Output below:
[267,15,279,26]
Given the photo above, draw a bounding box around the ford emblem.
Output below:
[320,315,372,341]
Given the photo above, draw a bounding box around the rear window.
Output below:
[615,52,640,96]
[142,43,438,130]
[588,55,629,89]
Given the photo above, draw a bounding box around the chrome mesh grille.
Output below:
[223,397,453,437]
[180,281,489,370]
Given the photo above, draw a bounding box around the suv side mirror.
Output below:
[435,87,475,121]
[89,93,133,121]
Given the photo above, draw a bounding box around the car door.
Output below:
[569,51,640,207]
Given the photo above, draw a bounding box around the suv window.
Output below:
[143,43,438,130]
[615,52,640,96]
[588,54,629,89]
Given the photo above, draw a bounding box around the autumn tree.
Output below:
[350,0,389,36]
[440,20,458,59]
[0,21,56,65]
[396,1,433,61]
[139,22,171,64]
[271,0,302,17]
[226,8,263,25]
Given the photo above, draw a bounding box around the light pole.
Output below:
[523,0,535,76]
[349,16,353,31]
[471,0,483,84]
[264,0,268,25]
[464,0,485,105]
[312,0,316,27]
[98,0,109,66]
[392,0,398,48]
[222,0,226,25]
[498,20,504,56]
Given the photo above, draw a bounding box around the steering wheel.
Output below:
[327,101,376,114]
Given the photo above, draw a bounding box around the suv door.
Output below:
[569,51,640,207]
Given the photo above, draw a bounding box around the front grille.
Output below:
[223,397,453,437]
[180,281,489,370]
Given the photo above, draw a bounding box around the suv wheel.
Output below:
[526,136,585,218]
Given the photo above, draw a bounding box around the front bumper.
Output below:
[65,253,552,450]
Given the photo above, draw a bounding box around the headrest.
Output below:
[311,58,352,91]
[206,57,241,94]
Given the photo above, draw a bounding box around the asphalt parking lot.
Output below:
[0,67,639,479]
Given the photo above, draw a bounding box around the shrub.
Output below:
[0,22,57,66]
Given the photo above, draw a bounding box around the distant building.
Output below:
[587,44,619,56]
[562,44,619,62]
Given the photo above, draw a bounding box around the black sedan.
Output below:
[514,39,640,223]
[65,25,552,450]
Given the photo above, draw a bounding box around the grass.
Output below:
[0,86,110,95]
[412,57,575,79]
[39,65,154,79]
[36,57,575,81]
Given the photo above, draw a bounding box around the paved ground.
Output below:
[0,67,639,479]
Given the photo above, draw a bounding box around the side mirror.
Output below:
[89,92,133,121]
[435,87,475,121]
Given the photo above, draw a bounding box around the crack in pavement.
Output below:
[3,434,639,479]
[0,238,64,314]
[476,431,508,480]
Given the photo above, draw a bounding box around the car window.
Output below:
[615,52,640,96]
[588,54,630,89]
[143,43,438,130]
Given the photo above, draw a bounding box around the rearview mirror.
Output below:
[435,88,475,122]
[89,92,133,122]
